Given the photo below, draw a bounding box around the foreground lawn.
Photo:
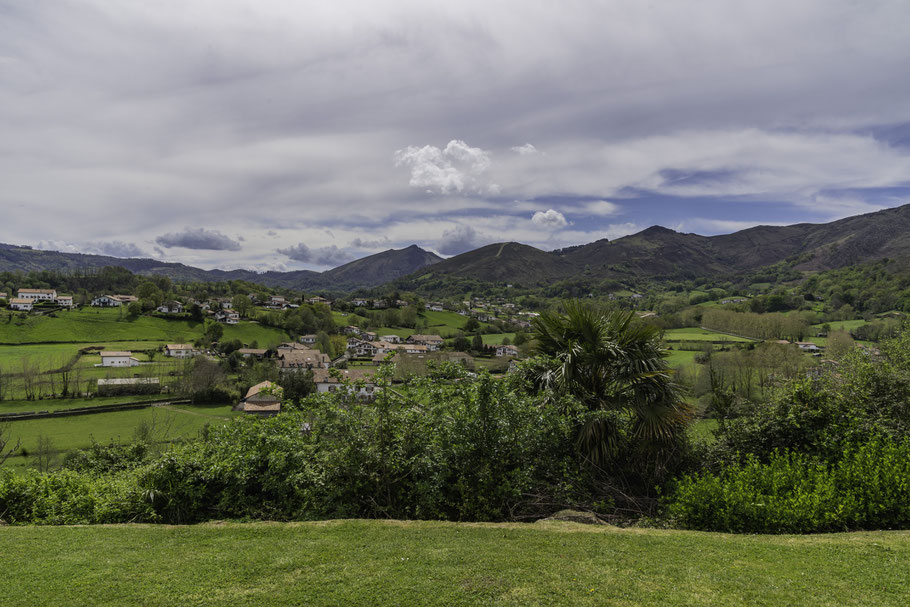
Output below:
[0,520,907,606]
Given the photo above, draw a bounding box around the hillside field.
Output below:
[1,403,238,471]
[0,520,907,606]
[0,308,289,346]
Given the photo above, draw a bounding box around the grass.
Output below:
[665,349,698,368]
[663,328,755,342]
[481,333,516,346]
[2,404,238,471]
[0,308,288,346]
[0,520,908,606]
[689,418,719,443]
[0,395,166,414]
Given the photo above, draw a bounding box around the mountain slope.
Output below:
[416,242,576,285]
[0,243,439,291]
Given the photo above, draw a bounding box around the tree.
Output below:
[531,300,691,465]
[232,295,253,318]
[464,317,480,332]
[203,318,224,344]
[126,301,142,318]
[471,334,484,352]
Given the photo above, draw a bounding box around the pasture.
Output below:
[0,520,907,606]
[1,403,238,471]
[663,328,755,342]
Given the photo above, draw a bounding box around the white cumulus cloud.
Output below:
[394,140,493,194]
[531,209,568,229]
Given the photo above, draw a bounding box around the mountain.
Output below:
[416,242,576,286]
[316,245,443,291]
[6,204,910,293]
[401,204,910,288]
[0,243,441,292]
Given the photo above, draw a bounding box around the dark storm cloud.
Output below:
[156,228,242,251]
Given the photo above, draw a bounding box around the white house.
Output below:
[165,344,198,358]
[352,299,368,307]
[407,334,444,351]
[56,295,75,308]
[347,339,378,358]
[91,294,135,307]
[307,296,330,305]
[496,345,520,358]
[380,334,401,343]
[9,298,33,311]
[157,301,183,314]
[100,351,140,367]
[425,302,444,312]
[215,309,239,324]
[17,288,57,301]
[300,334,318,345]
[311,368,379,401]
[796,342,821,352]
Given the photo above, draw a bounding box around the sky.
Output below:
[2,0,910,272]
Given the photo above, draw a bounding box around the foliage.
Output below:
[665,437,910,533]
[530,300,691,467]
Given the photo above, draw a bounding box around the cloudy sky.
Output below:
[2,1,910,271]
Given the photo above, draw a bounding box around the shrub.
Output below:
[665,437,910,533]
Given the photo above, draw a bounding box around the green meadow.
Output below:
[1,403,238,471]
[0,520,907,606]
[0,308,289,346]
[663,328,755,342]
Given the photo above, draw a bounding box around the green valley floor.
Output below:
[0,519,907,606]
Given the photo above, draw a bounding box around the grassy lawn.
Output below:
[2,404,238,471]
[0,395,167,414]
[811,319,868,332]
[665,349,697,367]
[481,333,516,346]
[663,328,755,342]
[0,520,907,606]
[0,308,288,346]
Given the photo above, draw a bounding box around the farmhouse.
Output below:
[380,334,401,343]
[100,351,140,367]
[352,299,368,307]
[425,302,444,312]
[0,292,6,299]
[311,368,378,401]
[91,294,136,307]
[796,342,821,352]
[56,295,75,308]
[17,288,57,301]
[307,296,330,305]
[347,338,378,357]
[239,381,282,417]
[237,348,268,359]
[278,349,331,370]
[215,309,239,324]
[165,344,198,358]
[300,334,318,345]
[9,298,33,311]
[496,344,520,358]
[407,334,444,351]
[156,301,183,314]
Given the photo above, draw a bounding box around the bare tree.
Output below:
[21,356,37,400]
[0,423,20,467]
[31,434,58,472]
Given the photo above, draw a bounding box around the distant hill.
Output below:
[6,204,910,293]
[400,204,910,289]
[0,243,441,292]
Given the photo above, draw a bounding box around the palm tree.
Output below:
[532,300,691,465]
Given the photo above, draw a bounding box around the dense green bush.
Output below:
[665,437,910,533]
[0,366,600,525]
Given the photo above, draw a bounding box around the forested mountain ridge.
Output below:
[0,243,441,292]
[401,204,910,290]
